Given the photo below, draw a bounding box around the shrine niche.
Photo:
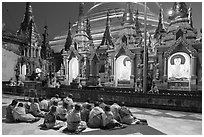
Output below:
[21,64,27,80]
[168,52,190,80]
[112,43,135,87]
[116,55,131,82]
[164,37,198,90]
[88,51,100,86]
[68,57,79,84]
[62,47,82,85]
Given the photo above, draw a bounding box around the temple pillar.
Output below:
[19,63,22,75]
[64,57,69,85]
[24,49,26,56]
[27,48,29,57]
[113,57,117,87]
[163,57,167,82]
[158,52,163,81]
[110,57,114,85]
[19,63,23,81]
[130,59,135,87]
[84,56,87,78]
[29,48,31,57]
[135,54,140,81]
[33,48,35,58]
[190,56,197,90]
[38,47,41,57]
[30,47,33,57]
[191,56,197,77]
[89,59,93,76]
[30,47,34,58]
[78,58,82,77]
[111,58,114,75]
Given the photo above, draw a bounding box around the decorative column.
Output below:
[23,48,27,56]
[83,56,87,78]
[27,48,29,57]
[64,57,69,85]
[135,54,140,80]
[89,59,93,76]
[190,56,197,90]
[33,48,35,58]
[163,57,167,82]
[114,57,117,87]
[31,47,33,58]
[29,48,32,57]
[38,47,41,57]
[191,56,197,77]
[110,57,114,85]
[130,59,135,87]
[158,52,163,81]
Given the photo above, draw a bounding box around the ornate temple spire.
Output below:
[154,8,166,39]
[123,2,134,25]
[86,18,92,40]
[17,2,40,44]
[135,9,142,35]
[17,2,33,34]
[188,5,193,28]
[100,11,114,48]
[77,2,86,34]
[73,3,89,52]
[26,2,32,13]
[65,21,72,51]
[79,2,84,18]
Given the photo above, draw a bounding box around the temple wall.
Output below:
[197,49,202,88]
[2,48,20,81]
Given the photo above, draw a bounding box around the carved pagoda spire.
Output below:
[79,2,84,18]
[86,18,92,40]
[188,5,193,28]
[17,2,40,44]
[100,11,114,49]
[65,21,72,51]
[123,2,134,25]
[77,2,86,33]
[135,9,142,35]
[154,8,166,40]
[17,2,33,34]
[73,3,89,52]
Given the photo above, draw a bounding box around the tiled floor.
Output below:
[2,94,202,135]
[129,107,202,121]
[165,112,186,117]
[145,110,163,115]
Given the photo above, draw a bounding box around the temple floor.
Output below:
[2,94,202,135]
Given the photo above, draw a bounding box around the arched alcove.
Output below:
[115,55,131,85]
[68,58,79,84]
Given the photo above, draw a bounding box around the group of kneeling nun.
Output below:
[6,94,147,133]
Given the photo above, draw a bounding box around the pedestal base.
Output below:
[80,78,87,86]
[87,76,99,86]
[130,75,135,88]
[190,76,197,91]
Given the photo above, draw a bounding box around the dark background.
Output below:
[2,2,202,39]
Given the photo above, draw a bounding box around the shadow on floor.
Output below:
[79,125,166,135]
